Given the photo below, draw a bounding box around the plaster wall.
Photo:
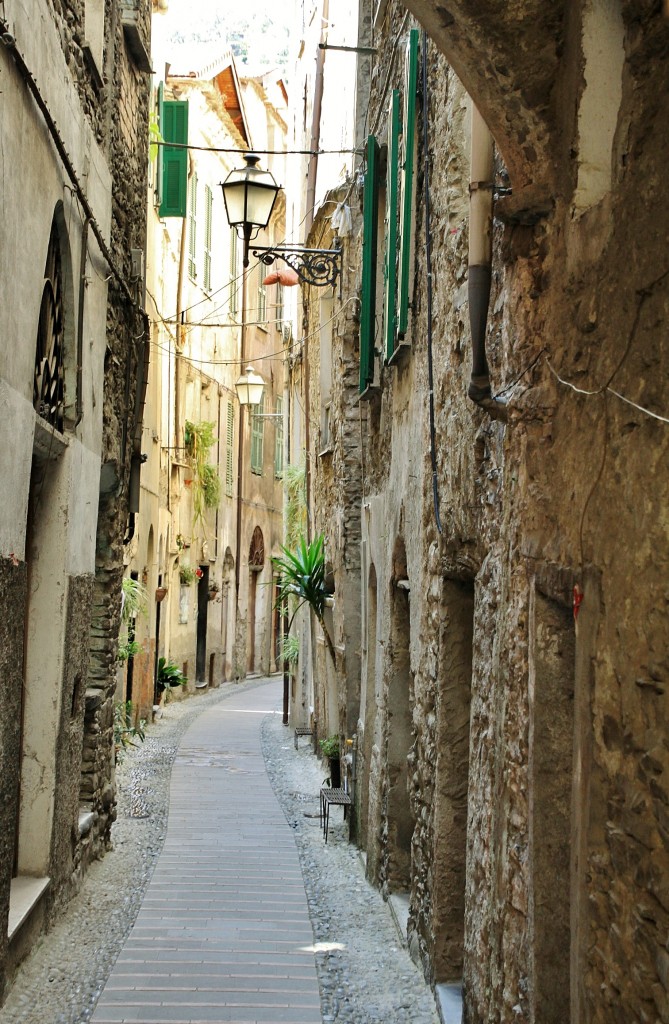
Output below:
[0,0,151,1000]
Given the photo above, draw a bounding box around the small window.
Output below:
[250,394,265,474]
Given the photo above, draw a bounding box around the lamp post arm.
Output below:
[251,244,340,288]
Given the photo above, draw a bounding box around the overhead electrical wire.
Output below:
[154,140,363,157]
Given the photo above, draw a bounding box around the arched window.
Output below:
[248,526,265,568]
[34,220,65,430]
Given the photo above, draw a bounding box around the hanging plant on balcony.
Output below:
[179,564,201,586]
[272,533,335,668]
[184,419,221,525]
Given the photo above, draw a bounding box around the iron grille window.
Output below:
[34,220,65,431]
[250,394,265,474]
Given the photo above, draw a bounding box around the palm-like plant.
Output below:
[272,534,336,667]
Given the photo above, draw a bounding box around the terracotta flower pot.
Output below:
[155,586,168,602]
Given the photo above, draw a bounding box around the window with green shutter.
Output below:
[274,397,283,477]
[384,90,401,363]
[359,135,380,396]
[159,99,189,218]
[397,28,419,340]
[250,394,265,474]
[225,400,234,497]
[188,173,197,280]
[203,185,213,291]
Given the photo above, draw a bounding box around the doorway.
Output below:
[195,565,209,683]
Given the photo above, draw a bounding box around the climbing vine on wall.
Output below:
[184,420,221,525]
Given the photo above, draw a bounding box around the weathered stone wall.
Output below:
[49,574,97,914]
[0,559,27,1001]
[0,0,151,1001]
[309,1,669,1022]
[80,0,151,861]
[305,193,364,743]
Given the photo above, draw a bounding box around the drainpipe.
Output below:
[468,101,507,421]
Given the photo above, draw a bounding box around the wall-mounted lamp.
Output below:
[221,152,341,288]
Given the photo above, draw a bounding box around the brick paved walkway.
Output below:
[92,679,322,1024]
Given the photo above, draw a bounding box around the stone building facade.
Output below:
[298,1,669,1022]
[0,0,151,1001]
[122,30,288,720]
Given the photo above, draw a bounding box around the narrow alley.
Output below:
[0,679,440,1024]
[2,1,668,1021]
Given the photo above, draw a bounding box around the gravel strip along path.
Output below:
[262,714,440,1024]
[1,679,440,1024]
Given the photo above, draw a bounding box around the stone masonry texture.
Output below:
[303,2,669,1023]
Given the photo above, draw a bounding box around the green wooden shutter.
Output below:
[160,100,189,218]
[204,185,213,291]
[398,28,419,338]
[359,135,380,395]
[155,81,164,208]
[274,397,284,477]
[225,401,234,497]
[384,90,401,362]
[188,173,197,280]
[250,393,265,474]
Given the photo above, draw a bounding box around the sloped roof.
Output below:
[167,42,249,145]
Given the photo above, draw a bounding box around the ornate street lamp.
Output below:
[221,154,280,268]
[234,367,283,418]
[221,153,341,287]
[234,366,265,407]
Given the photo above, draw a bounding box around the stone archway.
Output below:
[247,527,265,673]
[361,561,379,853]
[384,538,415,894]
[400,0,567,201]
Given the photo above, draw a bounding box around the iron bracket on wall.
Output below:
[251,244,341,288]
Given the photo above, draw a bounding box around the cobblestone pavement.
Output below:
[1,677,440,1024]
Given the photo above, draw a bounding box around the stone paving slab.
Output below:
[91,681,322,1024]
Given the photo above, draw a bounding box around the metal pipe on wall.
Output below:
[468,101,507,420]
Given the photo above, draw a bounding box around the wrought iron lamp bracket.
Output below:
[251,244,341,288]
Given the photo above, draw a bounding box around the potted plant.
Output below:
[272,534,336,668]
[179,564,198,586]
[320,735,341,789]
